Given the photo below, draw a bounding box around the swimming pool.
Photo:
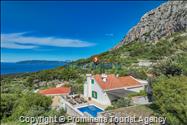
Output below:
[77,105,103,117]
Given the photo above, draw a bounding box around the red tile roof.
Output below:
[94,74,142,90]
[39,87,71,95]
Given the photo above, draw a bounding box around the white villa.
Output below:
[39,74,148,117]
[84,74,148,106]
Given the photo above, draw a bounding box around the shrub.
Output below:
[153,76,187,125]
[11,93,52,120]
[112,97,132,109]
[154,61,182,76]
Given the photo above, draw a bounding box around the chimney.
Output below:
[86,74,92,77]
[86,74,92,83]
[101,74,107,82]
[116,74,119,77]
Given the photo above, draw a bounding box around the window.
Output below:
[91,79,94,84]
[92,91,97,99]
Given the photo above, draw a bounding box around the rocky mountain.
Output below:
[115,1,187,49]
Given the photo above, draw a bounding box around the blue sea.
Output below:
[1,62,64,75]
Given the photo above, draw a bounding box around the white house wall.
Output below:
[91,79,111,105]
[84,75,111,106]
[86,74,92,98]
[83,82,88,97]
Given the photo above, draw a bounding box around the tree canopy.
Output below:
[153,76,187,125]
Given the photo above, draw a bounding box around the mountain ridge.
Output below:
[114,1,187,49]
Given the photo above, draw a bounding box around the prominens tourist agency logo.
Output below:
[89,56,121,72]
[93,56,99,64]
[65,56,121,72]
[92,56,121,69]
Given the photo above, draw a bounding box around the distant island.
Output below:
[16,60,71,65]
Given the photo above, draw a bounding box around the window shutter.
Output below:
[91,79,94,84]
[92,91,97,99]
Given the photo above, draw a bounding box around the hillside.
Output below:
[72,32,187,77]
[115,1,187,49]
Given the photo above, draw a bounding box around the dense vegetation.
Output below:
[105,97,132,110]
[1,76,65,124]
[153,76,187,125]
[1,32,187,124]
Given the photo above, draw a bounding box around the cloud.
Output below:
[105,33,114,37]
[1,32,95,49]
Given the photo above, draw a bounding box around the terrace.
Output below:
[63,94,107,109]
[60,94,105,117]
[65,94,88,106]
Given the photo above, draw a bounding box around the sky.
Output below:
[1,1,166,62]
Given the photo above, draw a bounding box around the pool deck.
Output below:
[72,95,108,110]
[59,94,109,117]
[87,99,108,110]
[73,98,107,110]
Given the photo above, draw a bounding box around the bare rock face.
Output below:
[115,1,187,49]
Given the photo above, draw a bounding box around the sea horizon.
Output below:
[1,62,65,75]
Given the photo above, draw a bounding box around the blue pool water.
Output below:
[78,105,103,117]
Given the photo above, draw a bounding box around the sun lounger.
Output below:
[69,99,76,105]
[80,97,87,103]
[73,94,80,99]
[75,98,82,104]
[66,95,71,99]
